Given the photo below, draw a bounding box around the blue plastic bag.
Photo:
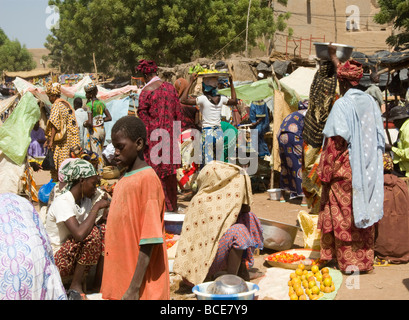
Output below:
[38,179,56,204]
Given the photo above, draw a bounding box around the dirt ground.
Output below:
[32,170,409,300]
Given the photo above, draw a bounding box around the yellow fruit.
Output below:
[320,284,325,292]
[315,272,323,282]
[293,283,302,291]
[298,263,305,271]
[308,276,315,282]
[292,277,301,286]
[295,268,303,276]
[290,272,297,279]
[321,267,329,274]
[311,265,319,273]
[311,285,320,295]
[305,288,311,296]
[299,294,307,300]
[303,270,308,275]
[301,274,306,281]
[308,280,316,289]
[302,280,309,288]
[323,277,332,287]
[331,284,336,292]
[324,286,332,293]
[288,280,293,286]
[322,273,331,279]
[318,292,324,298]
[310,294,319,300]
[295,286,304,297]
[290,293,298,300]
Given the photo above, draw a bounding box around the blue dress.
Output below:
[277,110,306,197]
[249,101,270,157]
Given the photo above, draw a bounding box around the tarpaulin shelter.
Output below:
[0,92,41,200]
[12,76,140,146]
[12,75,140,105]
[0,94,19,126]
[279,67,317,100]
[3,68,55,82]
[0,92,41,165]
[218,76,303,181]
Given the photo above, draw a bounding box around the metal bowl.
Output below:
[259,218,299,251]
[313,42,354,62]
[206,275,249,295]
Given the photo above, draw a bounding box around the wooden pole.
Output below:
[93,52,98,84]
[385,70,392,145]
[332,0,338,42]
[245,0,252,58]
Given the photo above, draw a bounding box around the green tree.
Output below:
[0,28,36,72]
[0,28,8,47]
[45,0,290,75]
[374,0,409,48]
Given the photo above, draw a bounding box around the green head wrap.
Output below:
[59,158,98,191]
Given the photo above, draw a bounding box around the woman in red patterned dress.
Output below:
[317,45,385,273]
[318,136,377,272]
[137,60,183,212]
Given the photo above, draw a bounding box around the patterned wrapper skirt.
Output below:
[54,224,105,278]
[86,125,105,173]
[202,126,224,166]
[318,136,374,272]
[207,211,264,277]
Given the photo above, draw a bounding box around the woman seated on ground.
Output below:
[46,158,110,300]
[374,154,409,264]
[173,161,264,286]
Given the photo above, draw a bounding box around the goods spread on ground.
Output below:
[258,248,341,300]
[265,249,326,270]
[287,264,335,300]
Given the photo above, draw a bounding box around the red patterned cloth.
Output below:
[138,81,183,211]
[317,136,374,272]
[337,60,363,86]
[54,225,105,277]
[136,59,158,75]
[138,81,183,178]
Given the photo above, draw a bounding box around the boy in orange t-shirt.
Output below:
[100,116,169,300]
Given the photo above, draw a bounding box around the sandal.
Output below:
[67,289,88,300]
[374,256,389,267]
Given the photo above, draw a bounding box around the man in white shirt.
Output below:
[181,73,238,166]
[74,97,88,149]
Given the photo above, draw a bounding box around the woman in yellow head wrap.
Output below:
[44,82,81,181]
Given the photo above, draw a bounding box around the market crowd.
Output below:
[1,44,409,300]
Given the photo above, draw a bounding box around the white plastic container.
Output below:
[267,188,282,201]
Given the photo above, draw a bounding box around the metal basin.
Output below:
[259,218,299,251]
[206,275,249,295]
[313,42,354,62]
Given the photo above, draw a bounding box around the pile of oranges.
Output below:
[288,263,335,300]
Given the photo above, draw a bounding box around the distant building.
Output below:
[28,48,51,69]
[272,0,392,59]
